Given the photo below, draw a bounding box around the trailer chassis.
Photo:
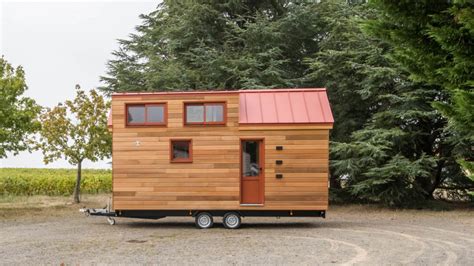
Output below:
[80,208,326,228]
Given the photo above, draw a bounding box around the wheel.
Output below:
[195,212,213,229]
[223,212,241,229]
[107,217,116,225]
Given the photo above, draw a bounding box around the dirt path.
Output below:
[0,199,472,265]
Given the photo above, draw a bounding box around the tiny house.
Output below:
[97,88,333,229]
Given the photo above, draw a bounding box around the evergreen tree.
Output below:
[101,0,334,93]
[102,0,473,204]
[364,0,474,197]
[305,2,394,143]
[308,1,472,204]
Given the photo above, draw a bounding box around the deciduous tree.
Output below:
[36,86,111,203]
[0,57,40,158]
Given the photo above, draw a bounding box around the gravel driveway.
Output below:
[0,201,472,265]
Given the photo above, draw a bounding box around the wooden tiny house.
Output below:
[103,88,333,228]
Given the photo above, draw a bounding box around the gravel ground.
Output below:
[0,197,473,265]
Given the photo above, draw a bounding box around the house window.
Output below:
[170,139,192,163]
[184,102,225,125]
[126,103,166,126]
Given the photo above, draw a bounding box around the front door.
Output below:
[240,139,264,204]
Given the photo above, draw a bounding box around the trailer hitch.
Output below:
[80,198,117,225]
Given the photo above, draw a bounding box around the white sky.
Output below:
[0,0,158,169]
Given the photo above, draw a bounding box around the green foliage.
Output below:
[330,80,472,205]
[0,57,41,158]
[101,0,474,206]
[101,0,335,93]
[36,86,112,166]
[35,85,112,202]
[305,2,395,142]
[0,168,111,196]
[365,0,474,182]
[303,0,474,205]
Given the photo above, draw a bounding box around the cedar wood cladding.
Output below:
[111,91,331,211]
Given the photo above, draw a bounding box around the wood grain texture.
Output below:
[111,93,329,211]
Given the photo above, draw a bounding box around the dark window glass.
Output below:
[186,105,204,123]
[242,141,260,176]
[148,106,164,123]
[171,140,191,162]
[127,106,145,124]
[205,105,224,122]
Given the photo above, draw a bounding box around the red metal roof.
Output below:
[239,88,333,124]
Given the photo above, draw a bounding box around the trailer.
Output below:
[81,88,333,229]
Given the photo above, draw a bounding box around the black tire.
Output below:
[223,212,241,229]
[195,212,214,229]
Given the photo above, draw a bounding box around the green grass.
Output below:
[0,168,112,196]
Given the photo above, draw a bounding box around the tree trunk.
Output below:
[426,159,445,199]
[73,160,82,203]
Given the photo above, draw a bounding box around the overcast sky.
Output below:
[0,0,158,169]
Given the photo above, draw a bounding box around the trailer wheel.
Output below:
[223,212,241,229]
[107,217,116,225]
[195,212,213,229]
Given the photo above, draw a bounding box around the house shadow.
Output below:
[116,218,359,230]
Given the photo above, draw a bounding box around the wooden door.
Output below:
[240,139,264,205]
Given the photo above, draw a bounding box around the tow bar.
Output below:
[80,199,117,225]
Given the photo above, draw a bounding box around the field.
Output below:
[0,194,473,265]
[0,168,111,196]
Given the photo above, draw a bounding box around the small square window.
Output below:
[170,139,192,163]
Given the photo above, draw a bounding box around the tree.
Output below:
[0,57,40,158]
[36,86,111,203]
[101,0,473,204]
[308,1,471,205]
[100,0,335,93]
[303,1,394,190]
[329,83,468,205]
[364,0,474,197]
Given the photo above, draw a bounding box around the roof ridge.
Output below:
[112,88,327,96]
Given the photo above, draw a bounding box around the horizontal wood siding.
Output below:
[112,94,329,211]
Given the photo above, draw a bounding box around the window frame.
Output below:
[169,139,193,163]
[183,102,227,126]
[125,103,167,126]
